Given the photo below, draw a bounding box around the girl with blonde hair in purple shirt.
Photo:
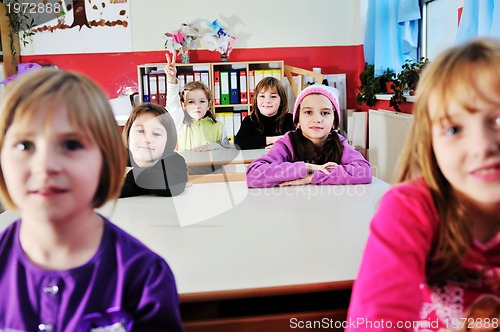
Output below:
[0,68,183,331]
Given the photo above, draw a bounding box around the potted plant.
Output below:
[390,57,429,111]
[356,63,382,107]
[380,68,396,93]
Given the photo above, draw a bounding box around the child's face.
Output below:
[297,94,335,145]
[431,96,500,208]
[0,107,102,222]
[183,89,209,120]
[257,89,281,117]
[128,113,167,167]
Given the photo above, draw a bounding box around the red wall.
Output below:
[21,45,366,109]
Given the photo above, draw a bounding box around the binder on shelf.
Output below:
[178,74,186,91]
[229,70,239,104]
[213,71,221,105]
[158,72,166,107]
[185,73,194,84]
[200,71,210,87]
[216,112,225,124]
[233,112,242,135]
[272,69,282,80]
[193,72,201,82]
[263,69,273,78]
[142,73,150,102]
[148,72,159,104]
[242,111,248,119]
[254,70,264,87]
[248,70,255,104]
[239,70,247,104]
[220,71,230,105]
[222,112,234,140]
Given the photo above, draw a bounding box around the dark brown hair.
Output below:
[289,104,343,164]
[250,77,289,134]
[122,103,178,154]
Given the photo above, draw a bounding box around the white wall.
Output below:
[20,0,365,55]
[131,0,363,51]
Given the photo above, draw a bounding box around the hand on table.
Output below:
[279,174,313,187]
[305,162,338,175]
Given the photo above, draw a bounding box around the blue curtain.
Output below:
[364,0,421,76]
[456,0,500,44]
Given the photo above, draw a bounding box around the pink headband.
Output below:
[293,84,341,122]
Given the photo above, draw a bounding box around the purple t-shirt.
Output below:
[0,217,183,331]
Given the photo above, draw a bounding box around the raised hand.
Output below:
[164,53,177,83]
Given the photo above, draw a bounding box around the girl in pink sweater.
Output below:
[246,84,371,188]
[347,38,500,331]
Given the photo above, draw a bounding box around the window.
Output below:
[421,0,461,60]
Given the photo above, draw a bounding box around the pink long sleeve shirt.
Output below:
[246,132,372,188]
[346,179,500,332]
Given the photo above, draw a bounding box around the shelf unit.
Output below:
[137,61,284,140]
[137,62,212,107]
[137,60,284,113]
[210,60,284,112]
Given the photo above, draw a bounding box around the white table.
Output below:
[0,178,390,331]
[179,148,267,168]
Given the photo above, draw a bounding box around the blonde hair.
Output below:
[0,68,127,209]
[179,81,216,124]
[396,38,500,282]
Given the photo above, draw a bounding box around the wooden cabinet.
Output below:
[0,3,21,79]
[137,60,284,140]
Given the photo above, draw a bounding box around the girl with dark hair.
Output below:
[246,84,371,188]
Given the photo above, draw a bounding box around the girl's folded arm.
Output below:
[246,140,308,188]
[312,136,372,185]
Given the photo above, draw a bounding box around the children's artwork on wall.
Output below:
[20,0,132,55]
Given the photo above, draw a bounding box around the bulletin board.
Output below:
[22,0,132,55]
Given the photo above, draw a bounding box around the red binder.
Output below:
[214,71,221,105]
[193,71,201,82]
[239,70,247,104]
[158,72,166,107]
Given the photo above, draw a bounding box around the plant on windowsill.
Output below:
[380,68,396,93]
[356,65,396,107]
[356,63,382,107]
[390,57,429,112]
